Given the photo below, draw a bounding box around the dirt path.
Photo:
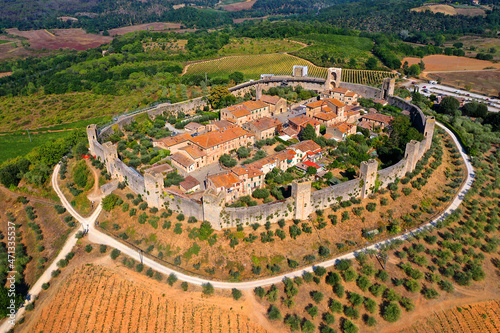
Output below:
[85,159,102,202]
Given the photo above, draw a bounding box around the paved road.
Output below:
[0,122,474,332]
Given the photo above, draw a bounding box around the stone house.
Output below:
[288,115,321,137]
[326,122,357,141]
[289,140,323,162]
[231,166,265,195]
[206,172,244,203]
[242,117,282,140]
[184,122,206,133]
[205,119,235,132]
[320,88,359,105]
[259,94,287,115]
[171,152,197,173]
[153,133,192,154]
[220,100,270,126]
[360,113,394,130]
[179,175,201,193]
[305,98,346,125]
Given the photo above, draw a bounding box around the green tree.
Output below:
[407,64,421,77]
[229,71,244,84]
[439,96,460,115]
[365,57,378,70]
[382,302,401,322]
[208,86,231,109]
[102,194,120,211]
[300,124,317,141]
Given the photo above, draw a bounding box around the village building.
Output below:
[206,172,244,203]
[171,152,197,173]
[153,133,192,154]
[178,145,207,170]
[220,100,270,126]
[205,119,236,132]
[320,88,359,105]
[359,113,394,130]
[289,140,323,163]
[184,122,206,133]
[305,98,346,125]
[189,126,255,164]
[326,122,357,141]
[288,115,321,137]
[179,175,201,193]
[242,117,282,140]
[231,165,265,195]
[259,94,287,115]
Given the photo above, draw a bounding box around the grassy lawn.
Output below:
[184,53,328,79]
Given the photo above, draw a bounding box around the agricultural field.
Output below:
[108,22,184,36]
[290,34,375,68]
[410,4,486,17]
[218,38,304,57]
[341,69,398,86]
[444,36,500,61]
[0,131,74,164]
[403,300,500,333]
[183,53,328,79]
[5,28,112,51]
[219,0,257,11]
[0,91,146,132]
[423,70,500,96]
[403,55,500,72]
[20,261,271,333]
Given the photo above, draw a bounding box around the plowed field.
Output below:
[24,264,269,333]
[403,300,500,333]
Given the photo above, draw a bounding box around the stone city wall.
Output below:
[88,74,435,229]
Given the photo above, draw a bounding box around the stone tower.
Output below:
[102,142,119,177]
[256,84,262,101]
[423,116,436,151]
[360,159,379,199]
[293,65,308,77]
[86,124,98,156]
[292,180,312,220]
[404,140,420,174]
[325,68,342,90]
[202,189,224,230]
[381,78,395,99]
[144,170,164,208]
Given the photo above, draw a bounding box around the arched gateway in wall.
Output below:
[87,67,435,230]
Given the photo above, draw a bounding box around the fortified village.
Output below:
[87,67,435,229]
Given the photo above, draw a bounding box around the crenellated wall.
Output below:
[87,70,435,229]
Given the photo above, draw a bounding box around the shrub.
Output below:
[268,305,282,321]
[366,202,376,212]
[323,312,335,325]
[201,282,214,295]
[314,266,327,276]
[306,305,319,318]
[181,282,188,291]
[343,306,359,319]
[174,223,183,234]
[176,214,185,221]
[399,297,415,311]
[342,268,358,282]
[311,291,324,303]
[329,299,343,313]
[333,283,345,298]
[302,320,315,333]
[99,244,107,253]
[167,273,178,286]
[342,319,358,333]
[25,303,35,311]
[136,264,144,272]
[232,288,242,300]
[84,244,92,253]
[364,297,377,313]
[356,275,371,291]
[110,249,121,260]
[254,287,265,298]
[423,287,440,299]
[382,302,401,322]
[102,194,120,211]
[41,283,50,290]
[335,259,352,271]
[364,315,377,327]
[54,205,66,214]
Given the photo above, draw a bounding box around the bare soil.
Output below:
[410,5,485,17]
[108,22,187,36]
[5,28,112,51]
[403,55,500,72]
[220,0,257,12]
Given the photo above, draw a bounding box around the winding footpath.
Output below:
[1,122,474,332]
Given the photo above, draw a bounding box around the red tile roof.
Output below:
[208,172,241,189]
[260,95,281,105]
[290,140,322,154]
[179,176,200,191]
[248,117,282,131]
[185,122,205,131]
[171,152,195,168]
[179,145,206,159]
[362,113,394,125]
[190,126,250,149]
[155,133,192,148]
[289,115,320,128]
[314,112,337,121]
[303,161,320,168]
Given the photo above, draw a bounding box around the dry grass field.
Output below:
[220,0,257,11]
[108,22,192,36]
[423,70,500,96]
[403,55,500,72]
[410,5,485,17]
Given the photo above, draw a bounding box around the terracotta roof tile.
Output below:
[190,127,250,149]
[289,115,320,128]
[362,113,394,125]
[260,95,281,105]
[185,122,204,131]
[314,112,337,121]
[248,117,282,131]
[208,172,241,189]
[171,152,195,168]
[333,122,355,134]
[290,140,322,153]
[179,176,200,191]
[155,133,192,148]
[324,98,345,107]
[179,145,206,159]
